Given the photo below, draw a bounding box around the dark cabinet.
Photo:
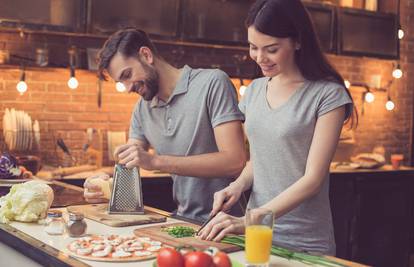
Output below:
[338,8,399,59]
[330,171,414,267]
[87,0,180,37]
[305,3,337,53]
[180,0,252,44]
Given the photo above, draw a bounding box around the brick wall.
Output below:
[1,0,413,167]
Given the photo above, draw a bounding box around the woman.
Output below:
[198,0,356,255]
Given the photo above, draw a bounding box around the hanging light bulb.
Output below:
[67,67,79,89]
[239,79,247,96]
[398,28,404,39]
[385,98,395,111]
[392,64,403,79]
[116,82,126,92]
[344,80,351,89]
[365,91,375,103]
[16,64,28,95]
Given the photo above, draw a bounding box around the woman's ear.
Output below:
[138,46,154,64]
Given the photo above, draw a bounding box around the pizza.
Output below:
[66,234,166,262]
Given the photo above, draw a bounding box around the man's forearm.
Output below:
[154,151,246,178]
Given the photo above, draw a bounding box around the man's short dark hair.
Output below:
[97,28,158,80]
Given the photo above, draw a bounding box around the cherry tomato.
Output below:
[157,247,185,267]
[213,251,232,267]
[184,251,215,267]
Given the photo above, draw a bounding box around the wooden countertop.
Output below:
[330,164,414,174]
[0,182,368,267]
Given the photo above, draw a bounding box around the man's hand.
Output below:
[114,143,159,170]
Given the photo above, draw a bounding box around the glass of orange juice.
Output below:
[245,208,274,267]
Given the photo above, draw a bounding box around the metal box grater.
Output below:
[108,164,144,214]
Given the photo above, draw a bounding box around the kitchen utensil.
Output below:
[56,137,76,163]
[109,164,144,214]
[67,204,166,227]
[134,222,242,253]
[196,214,216,235]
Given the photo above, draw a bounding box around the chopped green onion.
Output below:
[222,235,349,267]
[162,226,196,238]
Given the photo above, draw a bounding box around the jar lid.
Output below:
[47,210,62,218]
[69,212,84,221]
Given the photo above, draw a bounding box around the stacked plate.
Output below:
[2,108,40,151]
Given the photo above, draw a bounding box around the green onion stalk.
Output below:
[222,235,349,267]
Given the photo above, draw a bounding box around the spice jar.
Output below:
[45,210,64,235]
[66,212,87,237]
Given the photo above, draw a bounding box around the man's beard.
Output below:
[140,62,159,101]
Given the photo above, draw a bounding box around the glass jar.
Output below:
[44,210,64,235]
[66,212,87,237]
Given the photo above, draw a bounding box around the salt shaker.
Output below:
[44,210,64,235]
[66,212,87,237]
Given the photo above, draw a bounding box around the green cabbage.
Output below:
[0,180,54,223]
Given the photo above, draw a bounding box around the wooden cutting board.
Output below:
[67,204,166,227]
[134,222,242,253]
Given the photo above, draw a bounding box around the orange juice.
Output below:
[245,225,273,263]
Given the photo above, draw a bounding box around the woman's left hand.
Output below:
[197,212,245,242]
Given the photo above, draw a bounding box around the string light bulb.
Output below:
[398,28,404,39]
[116,82,126,92]
[16,64,27,95]
[365,91,375,103]
[385,98,395,111]
[239,79,247,96]
[67,67,79,89]
[392,64,403,79]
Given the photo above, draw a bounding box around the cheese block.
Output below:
[89,177,113,199]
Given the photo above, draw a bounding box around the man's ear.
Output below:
[138,47,154,64]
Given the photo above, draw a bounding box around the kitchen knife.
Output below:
[56,138,76,163]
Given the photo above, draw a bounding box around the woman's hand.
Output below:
[197,212,245,242]
[210,182,244,217]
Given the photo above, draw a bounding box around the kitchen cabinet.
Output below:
[330,170,414,267]
[0,0,85,32]
[337,7,399,59]
[180,0,252,44]
[87,0,180,37]
[305,3,337,53]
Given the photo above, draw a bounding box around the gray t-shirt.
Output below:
[129,65,245,222]
[239,78,353,255]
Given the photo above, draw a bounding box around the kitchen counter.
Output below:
[0,182,367,267]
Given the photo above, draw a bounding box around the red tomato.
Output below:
[157,247,185,267]
[184,251,215,267]
[213,251,232,267]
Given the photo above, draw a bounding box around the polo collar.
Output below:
[150,65,192,108]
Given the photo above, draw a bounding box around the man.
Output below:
[83,28,246,222]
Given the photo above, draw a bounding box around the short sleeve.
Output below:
[206,70,245,127]
[128,101,149,144]
[238,79,256,115]
[317,83,353,121]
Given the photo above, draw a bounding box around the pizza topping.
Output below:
[135,250,152,257]
[68,234,164,260]
[147,245,162,252]
[91,249,110,257]
[112,250,132,258]
[76,247,92,255]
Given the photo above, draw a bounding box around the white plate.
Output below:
[33,120,40,149]
[28,114,33,150]
[10,108,17,150]
[3,108,11,149]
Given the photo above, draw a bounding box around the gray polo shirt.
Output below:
[240,77,353,255]
[129,65,245,222]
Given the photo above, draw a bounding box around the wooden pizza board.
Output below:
[67,204,166,227]
[134,222,242,253]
